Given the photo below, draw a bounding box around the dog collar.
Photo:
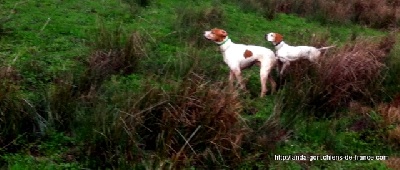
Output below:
[274,41,282,46]
[217,37,230,46]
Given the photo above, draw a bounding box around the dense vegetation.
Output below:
[0,0,399,169]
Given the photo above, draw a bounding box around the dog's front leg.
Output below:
[232,69,245,90]
[280,61,290,75]
[229,70,235,88]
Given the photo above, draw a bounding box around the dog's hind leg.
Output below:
[268,75,277,94]
[260,69,270,97]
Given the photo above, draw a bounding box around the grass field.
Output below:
[1,0,399,169]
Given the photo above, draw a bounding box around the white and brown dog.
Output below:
[204,28,277,97]
[265,32,334,75]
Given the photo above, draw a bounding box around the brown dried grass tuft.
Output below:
[0,66,21,82]
[384,157,400,170]
[89,31,146,79]
[85,73,255,168]
[164,73,246,167]
[81,31,147,95]
[377,97,400,144]
[317,38,386,107]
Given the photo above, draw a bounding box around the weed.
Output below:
[45,75,77,132]
[0,66,36,150]
[83,23,147,92]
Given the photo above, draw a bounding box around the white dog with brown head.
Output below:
[266,32,334,75]
[204,28,277,97]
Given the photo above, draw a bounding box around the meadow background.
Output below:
[0,0,399,169]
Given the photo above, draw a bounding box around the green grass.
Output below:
[0,0,385,87]
[0,0,398,169]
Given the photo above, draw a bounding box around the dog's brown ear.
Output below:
[211,28,228,42]
[212,28,227,37]
[220,30,227,37]
[275,33,283,43]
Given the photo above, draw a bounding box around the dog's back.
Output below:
[224,43,275,66]
[277,45,323,62]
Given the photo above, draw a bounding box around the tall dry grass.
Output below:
[79,25,147,95]
[76,56,287,168]
[81,73,250,168]
[378,95,400,146]
[280,34,396,115]
[234,0,399,29]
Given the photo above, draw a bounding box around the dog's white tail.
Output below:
[318,46,335,51]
